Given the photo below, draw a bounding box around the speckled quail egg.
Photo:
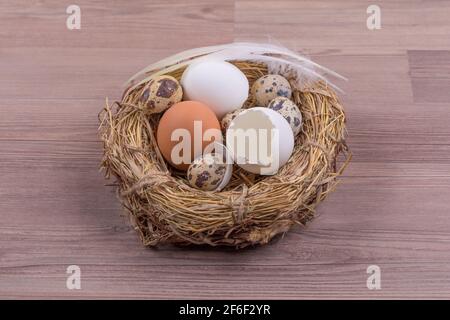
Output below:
[251,74,292,107]
[187,153,232,191]
[221,108,244,132]
[139,75,183,114]
[267,97,302,136]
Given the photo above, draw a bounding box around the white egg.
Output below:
[181,60,249,119]
[226,107,294,175]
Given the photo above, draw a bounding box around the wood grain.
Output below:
[409,50,450,103]
[1,0,450,299]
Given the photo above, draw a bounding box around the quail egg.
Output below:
[187,152,232,191]
[268,97,302,136]
[139,75,183,114]
[251,74,292,107]
[221,108,244,132]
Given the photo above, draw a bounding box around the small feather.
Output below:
[123,42,346,95]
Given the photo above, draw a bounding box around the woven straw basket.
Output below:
[99,44,351,248]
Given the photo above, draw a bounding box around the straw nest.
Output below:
[99,61,351,248]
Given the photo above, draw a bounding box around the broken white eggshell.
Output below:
[226,107,294,175]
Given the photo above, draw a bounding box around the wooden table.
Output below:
[1,0,450,299]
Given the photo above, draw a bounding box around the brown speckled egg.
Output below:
[139,75,183,114]
[221,109,244,132]
[268,97,302,136]
[251,74,292,107]
[187,153,230,191]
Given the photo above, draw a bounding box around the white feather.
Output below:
[123,42,346,96]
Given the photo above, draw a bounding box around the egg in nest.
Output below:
[156,101,222,171]
[268,97,303,136]
[251,74,292,107]
[181,60,249,119]
[221,108,244,132]
[187,153,232,191]
[139,75,183,114]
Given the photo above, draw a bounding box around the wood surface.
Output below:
[1,0,450,299]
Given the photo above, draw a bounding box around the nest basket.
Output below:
[99,54,351,248]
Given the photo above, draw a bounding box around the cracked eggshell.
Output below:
[139,75,183,114]
[226,107,294,175]
[268,97,303,136]
[181,60,249,119]
[251,74,292,107]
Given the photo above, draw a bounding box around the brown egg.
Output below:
[157,101,222,171]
